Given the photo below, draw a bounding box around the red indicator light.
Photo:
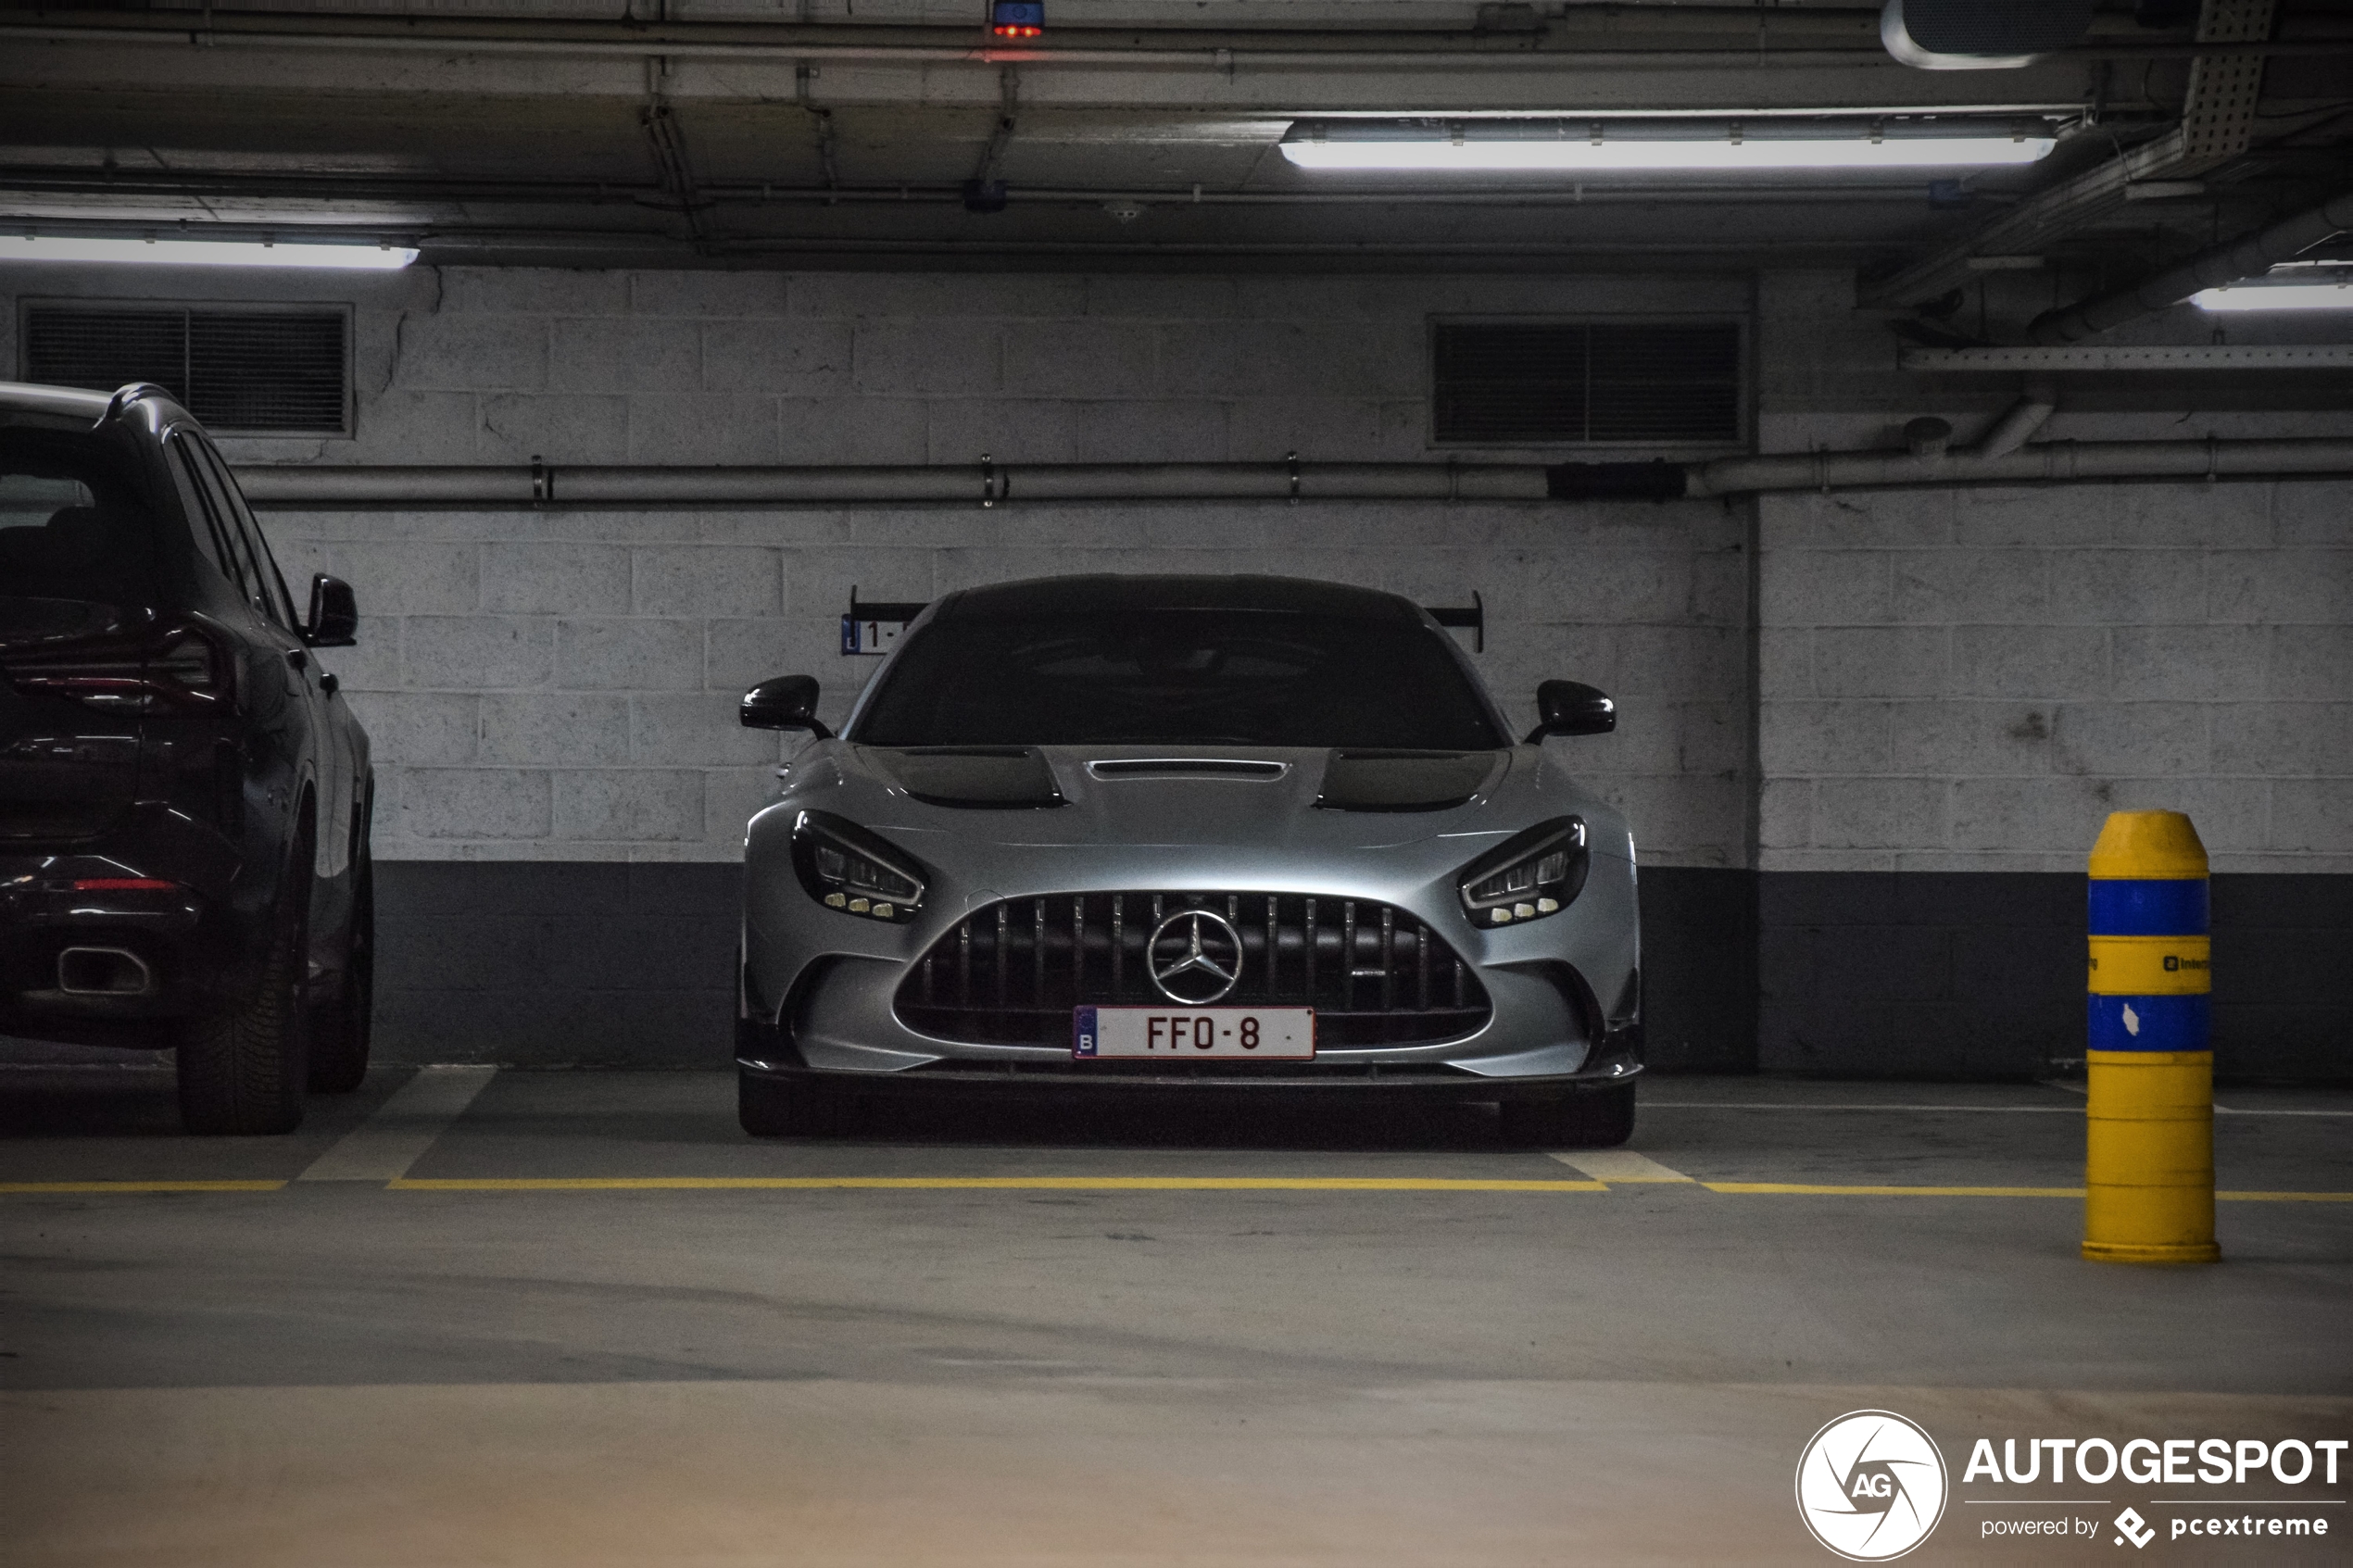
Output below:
[988,1,1043,37]
[73,878,178,891]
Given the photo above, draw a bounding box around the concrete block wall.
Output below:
[1755,480,2352,875]
[5,261,1758,1064]
[1750,270,2353,1079]
[0,261,1740,868]
[6,259,2346,1075]
[271,499,1752,870]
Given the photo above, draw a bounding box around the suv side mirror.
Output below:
[740,674,833,737]
[1526,680,1615,743]
[304,574,359,647]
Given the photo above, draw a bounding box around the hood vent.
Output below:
[872,746,1064,809]
[1316,750,1500,813]
[1087,758,1288,782]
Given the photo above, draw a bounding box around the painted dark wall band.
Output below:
[371,862,2348,1081]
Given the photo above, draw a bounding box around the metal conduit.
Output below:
[234,463,1550,507]
[0,20,1894,69]
[233,443,2353,509]
[6,17,2344,66]
[2030,189,2353,345]
[1671,437,2353,498]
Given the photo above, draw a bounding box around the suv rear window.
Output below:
[852,608,1506,749]
[0,428,159,607]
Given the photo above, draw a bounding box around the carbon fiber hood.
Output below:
[754,741,1634,867]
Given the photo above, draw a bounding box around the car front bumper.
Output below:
[739,847,1642,1100]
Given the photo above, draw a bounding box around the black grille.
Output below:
[895,892,1491,1048]
[1432,320,1742,445]
[23,305,349,434]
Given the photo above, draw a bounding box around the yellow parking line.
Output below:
[8,1177,2347,1200]
[2218,1190,2353,1202]
[1705,1183,2085,1198]
[388,1175,1610,1193]
[1550,1151,1694,1183]
[0,1180,286,1194]
[1699,1185,2353,1201]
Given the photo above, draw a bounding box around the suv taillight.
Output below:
[2,625,232,714]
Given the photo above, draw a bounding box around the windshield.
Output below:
[0,427,160,607]
[851,607,1506,749]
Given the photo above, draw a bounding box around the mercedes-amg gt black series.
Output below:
[2,380,372,1134]
[736,574,1641,1147]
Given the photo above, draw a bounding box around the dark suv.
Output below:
[2,380,372,1134]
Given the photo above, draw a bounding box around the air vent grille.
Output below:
[22,305,350,435]
[1432,320,1742,445]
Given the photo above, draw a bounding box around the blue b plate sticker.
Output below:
[839,616,907,656]
[1074,1005,1099,1057]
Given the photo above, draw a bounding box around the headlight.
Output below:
[1458,816,1588,926]
[790,810,926,922]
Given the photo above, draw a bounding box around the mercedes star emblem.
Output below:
[1148,909,1244,1004]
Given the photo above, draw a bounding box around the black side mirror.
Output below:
[740,674,833,737]
[1526,680,1616,743]
[304,574,358,647]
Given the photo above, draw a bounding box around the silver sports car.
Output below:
[735,574,1642,1146]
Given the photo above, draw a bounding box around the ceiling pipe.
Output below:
[234,462,1554,508]
[6,15,2339,67]
[0,19,1894,69]
[2030,188,2353,344]
[1654,435,2353,499]
[1971,383,2059,458]
[234,439,2353,509]
[0,169,1974,209]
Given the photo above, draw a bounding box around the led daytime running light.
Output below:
[1458,816,1589,926]
[791,809,926,922]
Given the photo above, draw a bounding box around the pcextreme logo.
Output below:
[1797,1410,1951,1561]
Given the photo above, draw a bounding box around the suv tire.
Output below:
[179,833,311,1135]
[307,834,374,1095]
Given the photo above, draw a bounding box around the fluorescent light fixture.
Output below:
[2193,273,2353,313]
[0,234,417,270]
[1281,119,2057,172]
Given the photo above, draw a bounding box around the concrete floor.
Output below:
[2,1066,2348,1567]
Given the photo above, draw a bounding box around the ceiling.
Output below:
[4,1,2351,338]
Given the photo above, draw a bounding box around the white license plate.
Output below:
[1073,1007,1315,1060]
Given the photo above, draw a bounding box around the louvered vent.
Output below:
[1431,320,1742,445]
[22,305,350,435]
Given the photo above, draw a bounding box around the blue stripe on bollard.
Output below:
[2087,878,2208,936]
[2087,993,2209,1053]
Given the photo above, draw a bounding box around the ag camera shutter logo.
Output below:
[1796,1410,1949,1561]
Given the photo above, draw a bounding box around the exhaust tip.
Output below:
[57,947,153,996]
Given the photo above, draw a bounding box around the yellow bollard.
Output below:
[2083,810,2219,1264]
